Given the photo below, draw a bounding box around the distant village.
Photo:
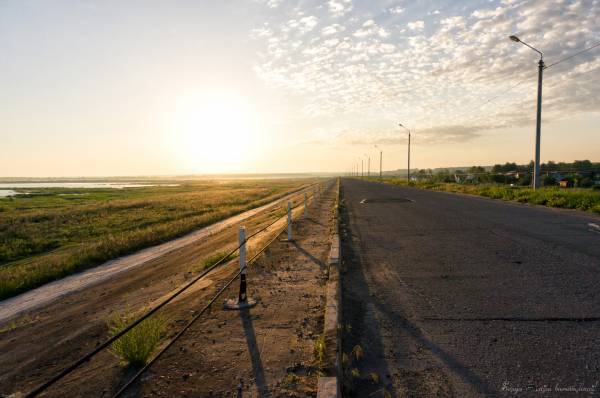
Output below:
[394,160,600,188]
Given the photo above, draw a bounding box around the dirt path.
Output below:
[0,184,316,323]
[0,181,336,397]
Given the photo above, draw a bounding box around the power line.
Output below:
[447,38,600,124]
[465,76,531,115]
[544,40,600,70]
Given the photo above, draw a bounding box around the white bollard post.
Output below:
[304,192,308,218]
[239,227,246,277]
[223,226,256,309]
[237,226,248,303]
[287,201,292,240]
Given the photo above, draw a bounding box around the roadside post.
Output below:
[223,226,256,310]
[304,193,308,218]
[286,201,293,241]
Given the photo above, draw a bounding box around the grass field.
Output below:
[374,178,600,214]
[0,179,311,299]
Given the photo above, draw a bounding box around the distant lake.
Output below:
[0,183,179,197]
[0,190,19,197]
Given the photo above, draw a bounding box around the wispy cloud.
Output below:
[251,0,600,146]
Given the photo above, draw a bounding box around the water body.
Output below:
[0,183,181,197]
[0,182,179,189]
[0,190,18,197]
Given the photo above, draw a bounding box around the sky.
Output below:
[1,0,599,177]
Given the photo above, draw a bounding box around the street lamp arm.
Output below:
[398,123,410,135]
[509,35,543,59]
[521,41,543,58]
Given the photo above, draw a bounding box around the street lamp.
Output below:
[361,157,364,178]
[510,34,544,189]
[364,153,370,178]
[398,123,411,182]
[374,145,382,180]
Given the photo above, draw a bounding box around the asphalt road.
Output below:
[340,178,600,397]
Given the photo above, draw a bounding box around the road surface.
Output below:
[340,178,600,397]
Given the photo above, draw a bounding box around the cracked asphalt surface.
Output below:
[340,178,600,397]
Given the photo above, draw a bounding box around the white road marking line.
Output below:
[588,223,600,234]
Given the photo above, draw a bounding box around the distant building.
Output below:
[559,179,573,188]
[504,171,528,179]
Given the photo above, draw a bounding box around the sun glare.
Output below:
[168,92,260,172]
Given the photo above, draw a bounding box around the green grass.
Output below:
[0,179,313,299]
[200,251,235,270]
[107,310,166,367]
[374,178,600,214]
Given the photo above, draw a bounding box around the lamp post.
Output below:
[398,123,411,182]
[361,158,364,178]
[364,153,370,178]
[375,145,382,180]
[510,35,544,189]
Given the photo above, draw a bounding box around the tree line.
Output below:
[412,160,600,188]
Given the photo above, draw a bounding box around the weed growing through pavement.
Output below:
[107,310,166,367]
[313,335,326,365]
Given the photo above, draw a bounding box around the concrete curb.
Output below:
[318,178,342,398]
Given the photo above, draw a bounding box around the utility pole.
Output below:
[399,123,411,183]
[361,159,364,179]
[510,35,544,189]
[375,145,382,180]
[534,58,544,189]
[379,150,382,179]
[408,131,411,182]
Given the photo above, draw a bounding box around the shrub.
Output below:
[107,311,166,367]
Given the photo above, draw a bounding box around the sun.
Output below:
[168,91,260,172]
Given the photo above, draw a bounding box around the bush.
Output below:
[107,311,166,367]
[542,175,557,186]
